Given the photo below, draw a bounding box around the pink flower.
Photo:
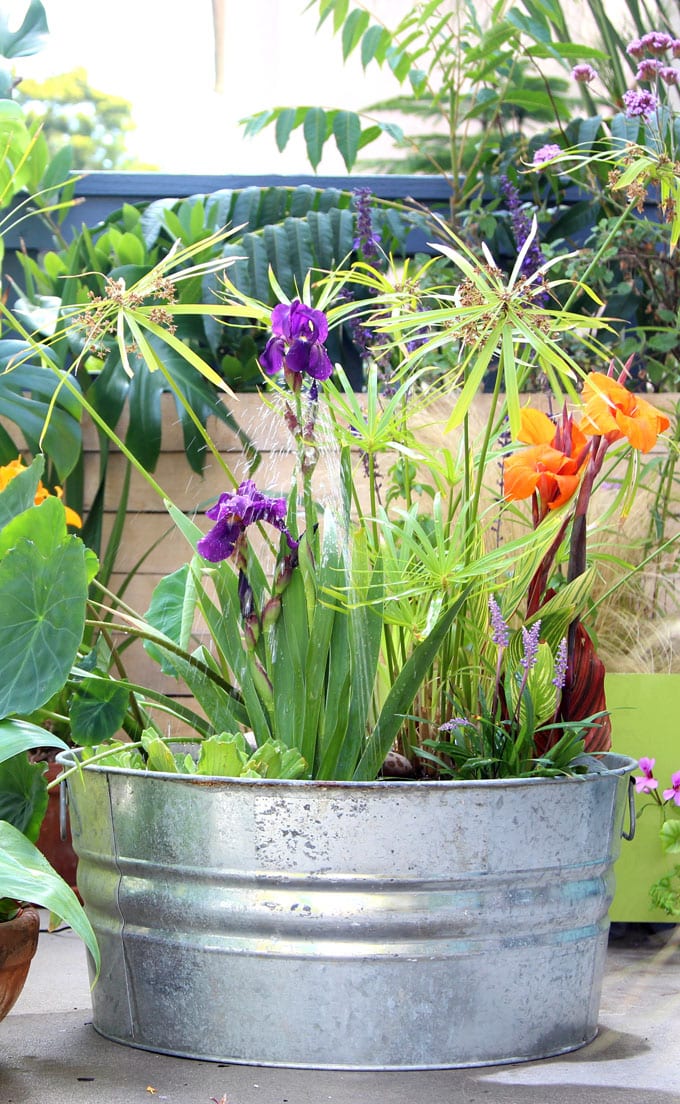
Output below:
[627,38,645,59]
[636,58,663,81]
[532,143,561,166]
[641,31,674,55]
[635,757,659,793]
[572,63,598,83]
[623,88,660,118]
[660,66,679,85]
[663,771,680,805]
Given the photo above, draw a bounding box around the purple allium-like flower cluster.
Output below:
[197,480,297,564]
[636,57,663,81]
[532,143,561,167]
[500,176,548,304]
[628,31,675,56]
[571,63,598,83]
[660,66,680,85]
[259,300,334,383]
[489,595,510,648]
[623,88,661,118]
[624,30,680,103]
[352,187,382,262]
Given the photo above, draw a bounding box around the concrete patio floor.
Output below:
[1,917,679,1104]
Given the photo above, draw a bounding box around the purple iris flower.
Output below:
[259,299,333,382]
[197,479,297,563]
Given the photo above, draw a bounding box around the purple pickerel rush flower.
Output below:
[259,300,333,383]
[352,187,382,261]
[500,176,548,305]
[197,480,298,564]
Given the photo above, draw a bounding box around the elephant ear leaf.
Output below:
[0,753,47,840]
[0,496,88,716]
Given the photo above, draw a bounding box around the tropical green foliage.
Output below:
[78,730,308,780]
[242,0,607,215]
[0,458,98,960]
[5,187,412,587]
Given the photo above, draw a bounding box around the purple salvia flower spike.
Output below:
[520,620,542,670]
[552,636,568,689]
[489,595,510,648]
[500,176,548,305]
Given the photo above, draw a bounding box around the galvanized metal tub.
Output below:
[57,750,635,1070]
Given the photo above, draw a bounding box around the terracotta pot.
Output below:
[0,907,40,1021]
[36,762,78,891]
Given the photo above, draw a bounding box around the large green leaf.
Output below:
[333,110,361,170]
[0,753,46,840]
[69,677,131,747]
[303,107,328,169]
[0,820,99,968]
[0,497,88,716]
[0,719,68,765]
[0,1,48,59]
[144,565,194,674]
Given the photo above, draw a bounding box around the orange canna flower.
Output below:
[0,457,82,527]
[504,407,589,510]
[579,372,670,453]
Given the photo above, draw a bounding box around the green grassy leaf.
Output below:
[0,820,99,969]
